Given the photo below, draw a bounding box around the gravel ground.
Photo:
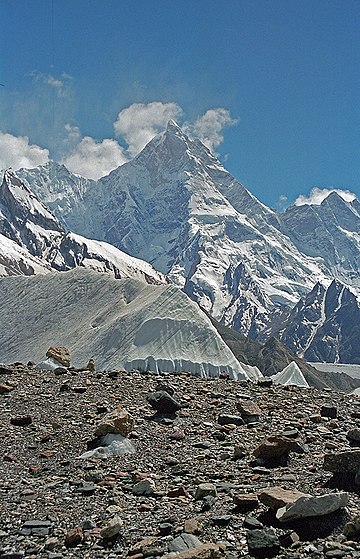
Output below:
[0,365,359,559]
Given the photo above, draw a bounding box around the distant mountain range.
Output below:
[1,121,359,364]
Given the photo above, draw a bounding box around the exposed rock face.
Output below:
[272,280,360,364]
[0,170,165,284]
[279,191,360,286]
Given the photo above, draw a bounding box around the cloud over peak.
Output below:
[62,132,128,180]
[114,101,183,156]
[0,131,49,170]
[186,108,238,153]
[294,187,357,206]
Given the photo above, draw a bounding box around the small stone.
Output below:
[73,386,87,393]
[347,428,360,444]
[343,516,360,538]
[237,400,261,422]
[244,517,264,530]
[233,494,259,511]
[168,486,189,498]
[259,487,309,510]
[323,450,360,474]
[0,383,14,394]
[195,483,217,500]
[46,346,70,367]
[184,518,202,535]
[65,527,83,548]
[258,378,273,388]
[246,528,281,558]
[132,478,156,496]
[253,436,295,460]
[168,533,202,553]
[79,482,96,495]
[100,516,122,539]
[87,358,95,372]
[3,454,17,462]
[44,537,59,550]
[321,405,337,419]
[218,414,244,426]
[211,515,232,526]
[159,523,173,536]
[201,495,216,511]
[10,415,32,426]
[234,445,247,459]
[278,531,299,548]
[169,427,185,440]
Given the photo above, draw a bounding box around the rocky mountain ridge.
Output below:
[270,280,360,365]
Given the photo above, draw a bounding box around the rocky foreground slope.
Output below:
[1,364,359,558]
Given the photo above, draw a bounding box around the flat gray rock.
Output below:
[276,492,349,522]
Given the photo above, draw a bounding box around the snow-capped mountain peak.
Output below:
[13,123,360,352]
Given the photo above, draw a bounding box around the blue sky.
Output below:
[1,0,359,207]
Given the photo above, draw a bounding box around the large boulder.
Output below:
[323,450,360,474]
[46,346,70,367]
[147,390,182,414]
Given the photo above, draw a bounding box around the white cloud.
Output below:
[294,187,357,206]
[62,135,128,180]
[186,108,238,153]
[276,194,288,210]
[0,131,49,170]
[114,101,183,156]
[29,70,73,98]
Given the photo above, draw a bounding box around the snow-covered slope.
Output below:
[0,268,249,379]
[279,193,360,290]
[273,279,360,364]
[0,232,50,276]
[17,161,94,231]
[19,122,330,336]
[271,361,309,388]
[0,170,165,284]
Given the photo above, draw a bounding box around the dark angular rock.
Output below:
[246,528,281,558]
[244,516,264,530]
[65,526,83,548]
[147,390,182,414]
[321,405,337,419]
[159,522,173,536]
[218,414,244,426]
[323,450,360,474]
[10,415,32,426]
